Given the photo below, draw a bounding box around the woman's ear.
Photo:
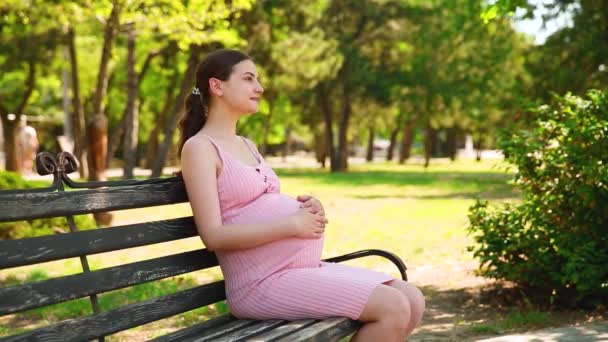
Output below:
[209,78,223,97]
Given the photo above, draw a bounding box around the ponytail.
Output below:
[179,88,209,157]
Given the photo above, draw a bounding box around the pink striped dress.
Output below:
[201,134,394,320]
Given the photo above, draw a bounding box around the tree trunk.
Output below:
[474,133,483,162]
[399,120,415,164]
[314,128,327,168]
[88,2,120,226]
[144,125,160,169]
[68,26,88,178]
[335,83,351,172]
[365,124,375,162]
[88,1,120,183]
[122,24,139,179]
[447,126,458,161]
[0,115,19,172]
[151,45,202,178]
[108,44,164,169]
[62,47,72,140]
[423,123,435,168]
[387,125,399,161]
[317,84,337,172]
[106,116,125,167]
[145,69,178,169]
[15,60,36,119]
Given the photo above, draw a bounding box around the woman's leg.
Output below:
[385,279,425,336]
[351,284,411,342]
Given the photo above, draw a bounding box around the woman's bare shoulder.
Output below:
[181,135,220,168]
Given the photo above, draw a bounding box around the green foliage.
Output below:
[468,90,608,302]
[0,172,96,239]
[480,0,530,23]
[0,171,28,189]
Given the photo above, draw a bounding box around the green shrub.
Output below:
[468,90,608,303]
[0,171,28,190]
[0,172,96,239]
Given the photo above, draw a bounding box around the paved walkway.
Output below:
[477,321,608,342]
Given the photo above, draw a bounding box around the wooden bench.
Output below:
[0,151,407,342]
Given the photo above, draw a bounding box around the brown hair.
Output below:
[178,49,251,156]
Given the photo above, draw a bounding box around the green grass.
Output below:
[471,310,551,335]
[1,159,519,338]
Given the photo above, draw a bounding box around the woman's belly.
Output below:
[218,193,324,296]
[224,192,302,224]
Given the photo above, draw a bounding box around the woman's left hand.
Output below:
[297,195,326,218]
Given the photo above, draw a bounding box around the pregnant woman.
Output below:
[179,49,425,341]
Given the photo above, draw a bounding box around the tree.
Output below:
[483,0,607,98]
[0,1,63,172]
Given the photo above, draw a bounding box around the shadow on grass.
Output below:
[412,283,606,342]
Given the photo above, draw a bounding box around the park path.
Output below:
[476,320,608,342]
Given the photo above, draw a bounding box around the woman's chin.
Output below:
[245,105,260,114]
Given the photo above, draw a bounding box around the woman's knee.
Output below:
[385,293,411,335]
[359,285,411,332]
[387,280,426,315]
[406,283,425,312]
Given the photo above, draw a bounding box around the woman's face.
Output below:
[217,59,264,115]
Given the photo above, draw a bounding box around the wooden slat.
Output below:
[0,249,218,315]
[275,317,360,342]
[246,319,317,341]
[0,217,197,269]
[212,319,287,342]
[0,282,226,342]
[149,314,237,342]
[0,179,187,222]
[187,319,258,342]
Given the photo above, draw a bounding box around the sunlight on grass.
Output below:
[277,160,517,270]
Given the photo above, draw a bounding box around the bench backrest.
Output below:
[0,152,221,342]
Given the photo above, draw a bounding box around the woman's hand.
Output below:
[288,208,328,239]
[297,194,326,217]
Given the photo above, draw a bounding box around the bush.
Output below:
[0,172,96,239]
[468,90,608,303]
[0,171,29,190]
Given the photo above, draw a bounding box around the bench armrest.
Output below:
[322,249,408,281]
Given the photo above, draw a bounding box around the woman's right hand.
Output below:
[288,208,328,239]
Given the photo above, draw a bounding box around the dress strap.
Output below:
[198,133,225,165]
[239,136,263,164]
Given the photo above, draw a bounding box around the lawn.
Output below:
[1,158,522,340]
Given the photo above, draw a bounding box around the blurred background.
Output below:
[1,0,604,178]
[1,1,606,340]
